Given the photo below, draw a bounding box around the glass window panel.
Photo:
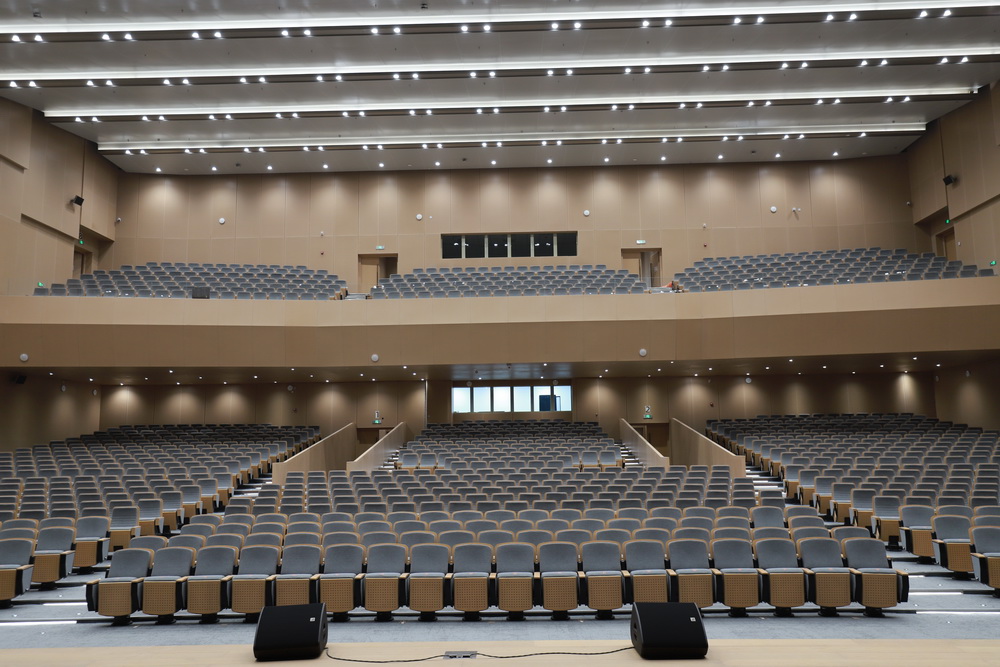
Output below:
[533,385,553,411]
[552,385,572,411]
[472,386,492,412]
[512,386,532,412]
[492,387,512,412]
[488,234,509,258]
[556,232,577,257]
[464,234,486,258]
[442,235,463,259]
[452,387,471,413]
[533,233,554,257]
[511,234,531,257]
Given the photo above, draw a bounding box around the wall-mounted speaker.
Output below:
[942,174,957,186]
[630,602,708,660]
[71,195,85,206]
[191,286,210,299]
[252,603,327,661]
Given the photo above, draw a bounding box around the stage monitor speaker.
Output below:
[630,602,708,660]
[253,603,328,662]
[191,286,210,299]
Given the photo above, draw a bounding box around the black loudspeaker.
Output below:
[12,375,27,385]
[253,603,328,662]
[71,195,85,206]
[943,174,956,186]
[191,286,210,299]
[630,602,708,660]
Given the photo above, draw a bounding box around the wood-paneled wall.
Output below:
[934,359,1000,431]
[907,85,1000,269]
[0,99,119,296]
[0,376,101,451]
[572,372,936,438]
[96,380,425,443]
[110,156,924,292]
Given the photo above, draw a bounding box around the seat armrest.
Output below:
[710,569,723,576]
[802,568,815,575]
[666,569,677,577]
[848,568,863,575]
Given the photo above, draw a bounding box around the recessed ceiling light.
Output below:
[155,167,162,172]
[604,157,610,162]
[664,19,672,26]
[547,158,553,164]
[483,24,491,32]
[848,13,857,20]
[371,27,379,34]
[733,17,741,24]
[322,164,329,169]
[490,160,496,165]
[775,153,781,158]
[717,154,723,159]
[266,165,273,170]
[214,31,223,38]
[551,22,559,30]
[435,161,441,166]
[942,9,951,17]
[281,29,289,37]
[641,20,650,28]
[393,26,401,34]
[101,34,110,41]
[211,166,217,171]
[780,62,788,69]
[378,163,384,168]
[573,22,582,29]
[833,151,839,156]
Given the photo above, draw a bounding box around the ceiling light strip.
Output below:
[1,3,992,38]
[48,90,974,122]
[10,51,998,84]
[99,127,924,155]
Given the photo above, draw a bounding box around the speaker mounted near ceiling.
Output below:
[942,174,957,186]
[71,195,85,206]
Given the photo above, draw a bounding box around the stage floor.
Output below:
[3,639,1000,666]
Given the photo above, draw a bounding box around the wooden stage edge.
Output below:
[4,639,1000,666]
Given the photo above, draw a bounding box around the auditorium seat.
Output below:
[712,538,763,616]
[406,543,451,620]
[139,545,196,623]
[755,538,808,616]
[30,526,75,587]
[932,515,975,575]
[449,543,493,620]
[495,542,536,620]
[184,545,238,623]
[362,543,408,620]
[667,539,716,608]
[799,538,854,616]
[0,538,35,607]
[318,544,364,620]
[843,538,909,616]
[85,547,153,624]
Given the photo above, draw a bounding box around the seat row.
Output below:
[83,536,915,625]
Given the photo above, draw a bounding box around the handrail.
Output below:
[619,419,668,468]
[271,422,357,485]
[669,418,745,478]
[348,422,410,473]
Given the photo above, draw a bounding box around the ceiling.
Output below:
[2,1,999,175]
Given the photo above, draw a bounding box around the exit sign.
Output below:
[643,414,653,420]
[372,419,382,425]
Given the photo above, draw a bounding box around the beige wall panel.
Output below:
[0,98,32,168]
[830,162,865,231]
[0,161,24,225]
[259,177,290,238]
[283,175,312,238]
[21,117,85,238]
[160,178,189,243]
[906,126,948,223]
[356,174,380,238]
[395,172,425,237]
[80,147,119,241]
[329,173,361,239]
[185,178,216,241]
[0,377,100,451]
[935,359,1000,430]
[425,380,452,424]
[480,170,510,231]
[941,88,1000,217]
[808,164,838,228]
[235,175,263,238]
